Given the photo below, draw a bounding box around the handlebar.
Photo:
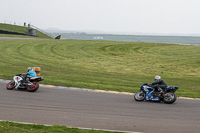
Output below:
[144,83,152,86]
[16,73,28,77]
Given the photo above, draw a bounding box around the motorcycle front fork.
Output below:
[15,82,21,89]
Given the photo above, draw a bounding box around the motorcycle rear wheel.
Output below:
[134,91,145,101]
[163,92,176,104]
[27,82,39,92]
[6,81,15,90]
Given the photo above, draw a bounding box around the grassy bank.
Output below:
[0,121,125,133]
[0,23,52,39]
[0,39,199,98]
[0,34,37,38]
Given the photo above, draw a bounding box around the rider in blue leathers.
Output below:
[16,67,37,85]
[27,67,37,77]
[24,67,37,85]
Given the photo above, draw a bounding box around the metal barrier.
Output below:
[30,25,54,39]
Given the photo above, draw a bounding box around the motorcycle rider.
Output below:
[22,67,37,85]
[16,67,36,85]
[147,76,167,95]
[27,67,37,77]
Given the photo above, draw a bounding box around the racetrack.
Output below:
[0,80,200,133]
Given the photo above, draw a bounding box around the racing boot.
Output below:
[24,79,32,86]
[24,80,32,86]
[159,88,167,97]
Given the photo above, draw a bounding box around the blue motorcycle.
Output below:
[134,84,179,104]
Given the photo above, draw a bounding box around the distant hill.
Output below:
[0,23,52,39]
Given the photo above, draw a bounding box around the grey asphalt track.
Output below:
[0,80,200,133]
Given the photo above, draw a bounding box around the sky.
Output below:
[0,0,200,35]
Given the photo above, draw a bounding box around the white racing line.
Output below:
[1,79,200,101]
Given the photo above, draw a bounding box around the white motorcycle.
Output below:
[6,73,43,92]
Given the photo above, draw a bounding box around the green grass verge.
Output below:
[0,23,52,39]
[0,121,125,133]
[0,34,37,38]
[0,39,199,98]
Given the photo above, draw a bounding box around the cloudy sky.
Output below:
[0,0,200,34]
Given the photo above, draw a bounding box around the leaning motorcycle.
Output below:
[134,84,178,104]
[6,73,43,92]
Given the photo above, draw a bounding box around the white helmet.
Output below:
[27,67,33,72]
[155,75,161,81]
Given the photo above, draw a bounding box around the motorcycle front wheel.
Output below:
[163,92,177,104]
[134,91,145,101]
[27,82,39,92]
[6,81,15,90]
